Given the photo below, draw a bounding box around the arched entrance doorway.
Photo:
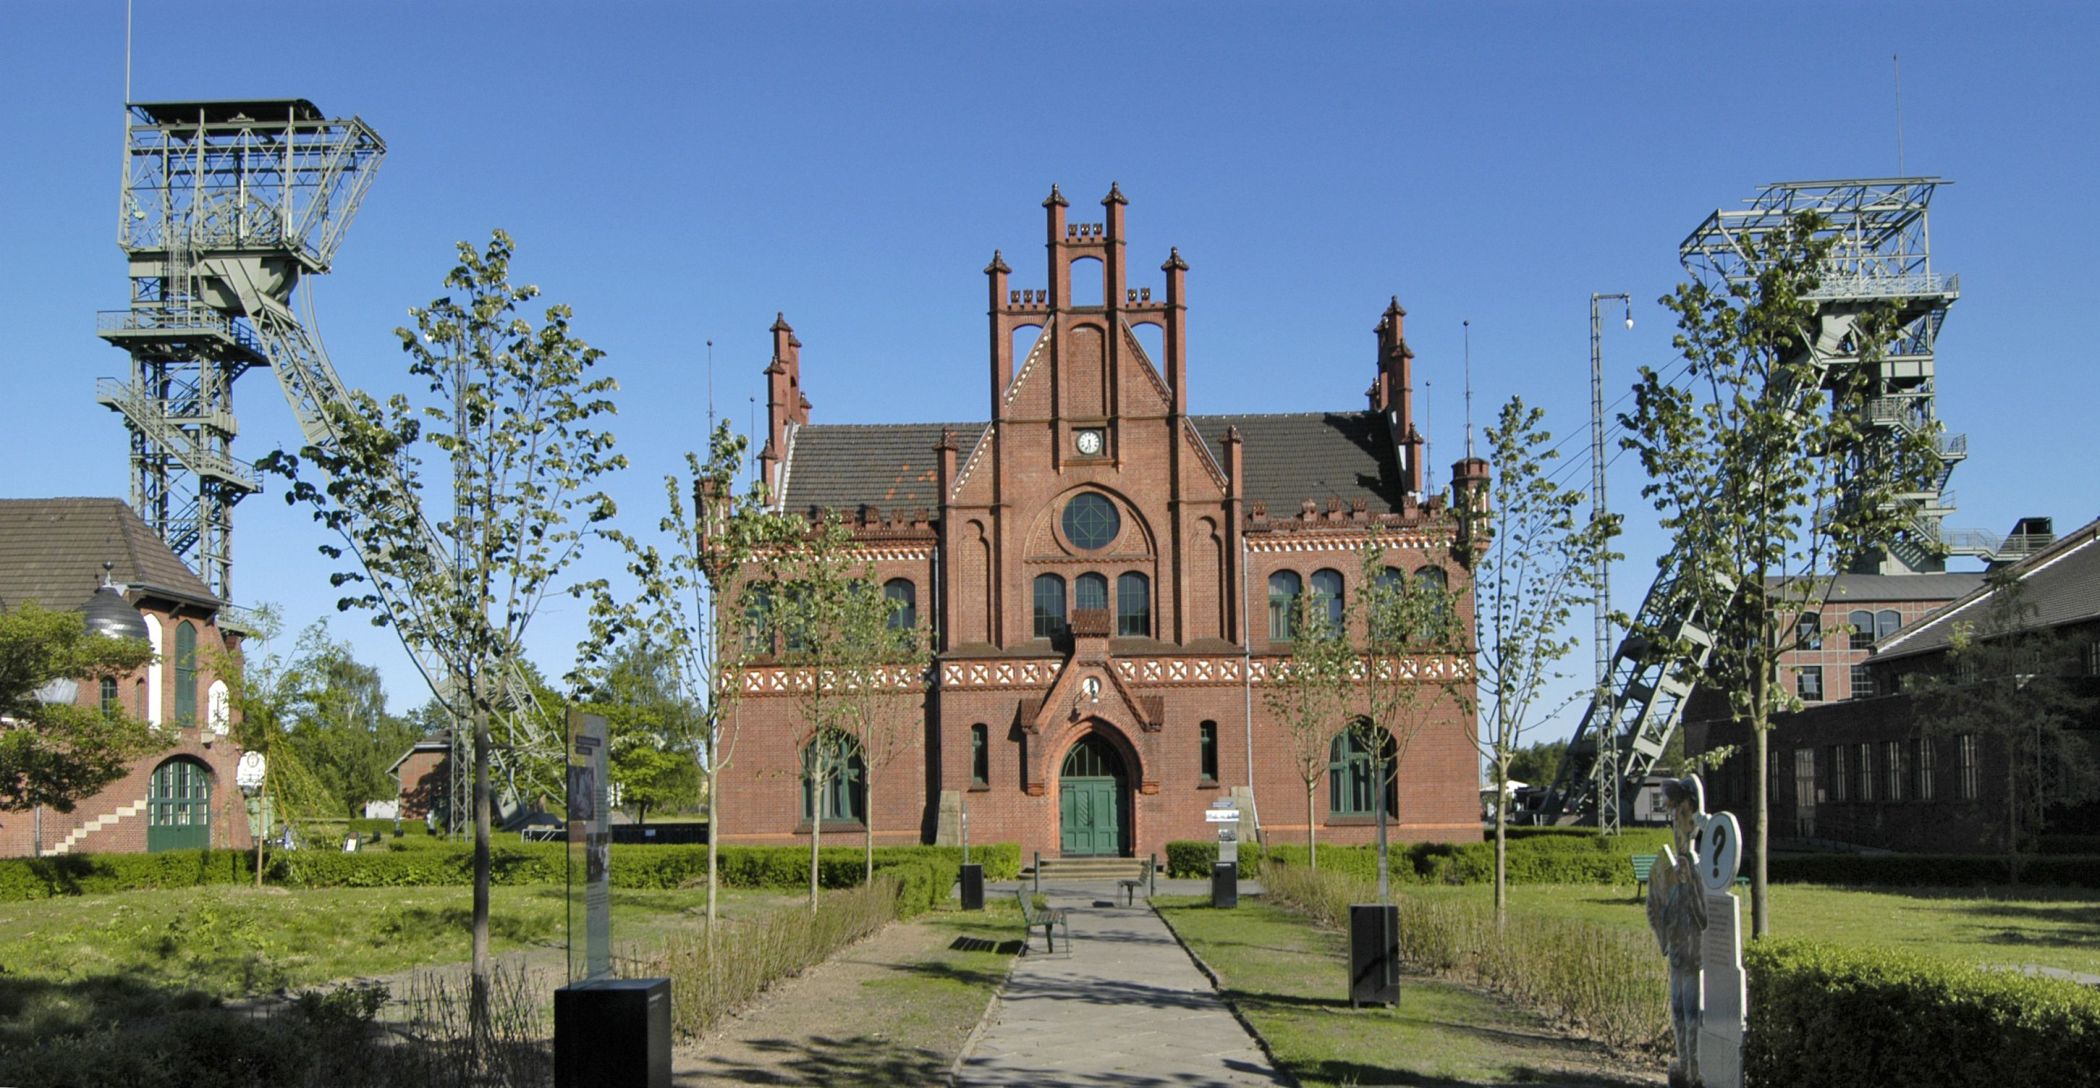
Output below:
[1059,732,1129,857]
[148,756,212,852]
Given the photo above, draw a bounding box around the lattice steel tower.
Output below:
[1549,177,1965,824]
[97,99,385,602]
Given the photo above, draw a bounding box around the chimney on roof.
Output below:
[759,313,808,498]
[1370,297,1424,496]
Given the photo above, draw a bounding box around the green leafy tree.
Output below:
[276,622,418,819]
[0,604,156,816]
[588,641,701,825]
[1350,535,1474,904]
[1506,738,1568,788]
[583,422,801,931]
[259,230,624,1051]
[1262,591,1353,869]
[1471,398,1616,919]
[1621,212,1937,937]
[1912,571,2098,873]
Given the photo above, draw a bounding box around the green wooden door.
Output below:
[148,757,211,852]
[1058,735,1125,856]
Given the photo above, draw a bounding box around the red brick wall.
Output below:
[0,727,252,857]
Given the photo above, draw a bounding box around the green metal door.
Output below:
[148,757,211,852]
[1058,734,1125,856]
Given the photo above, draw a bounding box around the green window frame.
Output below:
[1033,574,1067,638]
[100,677,119,713]
[1075,571,1108,613]
[1310,568,1345,636]
[1267,571,1301,641]
[173,620,198,723]
[1116,572,1150,637]
[883,578,916,632]
[149,757,211,828]
[802,737,866,824]
[1328,727,1395,817]
[1199,720,1218,783]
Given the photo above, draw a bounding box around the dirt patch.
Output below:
[673,916,1003,1086]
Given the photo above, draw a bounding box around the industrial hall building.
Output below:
[715,187,1482,862]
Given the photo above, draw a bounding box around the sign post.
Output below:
[237,751,267,888]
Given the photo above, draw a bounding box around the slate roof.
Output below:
[1874,515,2100,663]
[778,412,1406,515]
[1783,572,1989,605]
[0,498,219,613]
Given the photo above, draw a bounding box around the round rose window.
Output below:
[1062,493,1120,551]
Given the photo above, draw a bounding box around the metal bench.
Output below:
[1116,856,1157,906]
[1016,887,1071,953]
[1631,852,1658,900]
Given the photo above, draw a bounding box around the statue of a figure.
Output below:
[1646,777,1709,1088]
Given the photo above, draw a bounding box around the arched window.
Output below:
[971,723,989,786]
[1075,572,1109,613]
[1033,574,1068,638]
[744,583,776,654]
[1267,571,1302,641]
[1116,572,1150,637]
[1796,612,1822,651]
[1849,609,1875,651]
[1874,609,1901,642]
[803,736,865,824]
[100,677,119,713]
[1329,726,1397,817]
[1412,565,1451,639]
[144,614,163,726]
[174,621,198,723]
[883,578,917,631]
[1369,566,1407,643]
[1310,569,1345,636]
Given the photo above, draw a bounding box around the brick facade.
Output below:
[713,189,1482,861]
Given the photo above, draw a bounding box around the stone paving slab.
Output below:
[954,881,1290,1087]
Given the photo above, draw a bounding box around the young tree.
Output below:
[1470,397,1615,919]
[1913,570,2099,873]
[1621,212,1936,937]
[826,576,932,882]
[583,422,800,931]
[0,604,156,816]
[259,230,624,1050]
[1262,591,1352,869]
[1351,535,1474,904]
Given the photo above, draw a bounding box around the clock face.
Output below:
[1075,429,1104,456]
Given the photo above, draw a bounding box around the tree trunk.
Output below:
[864,772,875,883]
[1750,660,1771,940]
[704,764,719,937]
[1375,756,1391,904]
[2008,757,2022,883]
[471,697,493,1059]
[1306,784,1318,870]
[808,767,823,913]
[1493,756,1508,923]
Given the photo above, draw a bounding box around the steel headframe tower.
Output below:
[97,99,385,603]
[1588,292,1632,833]
[1549,177,1963,823]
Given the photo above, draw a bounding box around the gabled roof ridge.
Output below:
[1875,514,2100,660]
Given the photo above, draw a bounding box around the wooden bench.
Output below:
[1631,853,1658,900]
[1116,859,1157,906]
[1016,887,1071,953]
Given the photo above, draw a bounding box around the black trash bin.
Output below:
[1349,903,1399,1007]
[1211,860,1238,908]
[960,863,985,910]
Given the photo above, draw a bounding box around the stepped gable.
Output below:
[0,498,219,611]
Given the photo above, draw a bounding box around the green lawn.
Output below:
[1157,897,1656,1087]
[1401,882,2100,976]
[0,882,786,1050]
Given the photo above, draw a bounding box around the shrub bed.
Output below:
[1746,938,2100,1086]
[0,849,255,900]
[1166,829,1672,885]
[1260,860,1666,1052]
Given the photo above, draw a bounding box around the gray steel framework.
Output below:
[97,100,556,831]
[1549,178,1966,823]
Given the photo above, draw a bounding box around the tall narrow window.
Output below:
[1851,663,1876,699]
[1884,740,1905,801]
[1370,566,1405,643]
[1328,727,1395,817]
[1075,572,1108,613]
[883,578,917,631]
[1412,566,1450,639]
[1796,612,1822,650]
[1769,749,1783,803]
[1310,569,1345,636]
[970,723,989,787]
[1033,574,1068,638]
[1912,737,1935,801]
[1828,745,1848,802]
[1849,609,1876,651]
[803,737,866,824]
[744,583,775,654]
[1854,742,1874,802]
[173,621,198,723]
[1116,572,1150,637]
[100,677,119,713]
[1199,721,1219,783]
[1267,571,1302,641]
[1958,734,1980,800]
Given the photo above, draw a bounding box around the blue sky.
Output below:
[4,2,2096,745]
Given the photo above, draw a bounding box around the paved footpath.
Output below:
[954,880,1292,1087]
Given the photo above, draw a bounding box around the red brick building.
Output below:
[0,498,253,857]
[714,188,1482,861]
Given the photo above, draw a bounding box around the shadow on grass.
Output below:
[1294,1056,1652,1087]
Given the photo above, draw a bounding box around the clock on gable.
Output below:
[1074,428,1105,457]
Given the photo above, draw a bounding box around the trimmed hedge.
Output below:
[0,841,1019,900]
[1166,829,1672,885]
[1746,938,2100,1086]
[1769,853,2100,888]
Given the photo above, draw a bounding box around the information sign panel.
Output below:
[567,708,612,983]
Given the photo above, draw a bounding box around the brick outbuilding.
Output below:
[714,188,1482,862]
